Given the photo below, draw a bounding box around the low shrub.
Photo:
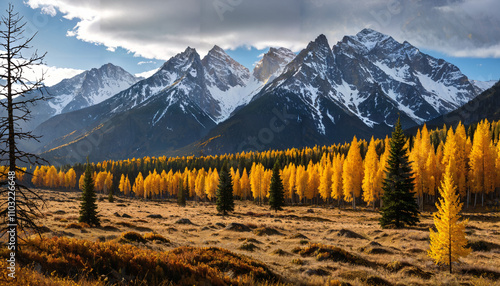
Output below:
[296,243,369,266]
[239,242,259,252]
[13,236,282,285]
[120,231,147,243]
[65,222,90,229]
[143,232,170,243]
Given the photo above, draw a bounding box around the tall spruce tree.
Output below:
[79,158,100,226]
[379,118,420,228]
[216,162,234,216]
[269,160,285,212]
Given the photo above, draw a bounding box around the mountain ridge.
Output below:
[28,29,485,164]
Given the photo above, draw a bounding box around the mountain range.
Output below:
[1,63,141,133]
[16,29,496,164]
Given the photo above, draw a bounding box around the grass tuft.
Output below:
[120,231,147,243]
[143,232,170,243]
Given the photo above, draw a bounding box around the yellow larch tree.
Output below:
[94,171,107,193]
[231,168,241,198]
[65,168,77,189]
[143,172,152,199]
[132,172,144,198]
[496,143,500,191]
[104,172,113,194]
[205,169,219,201]
[124,175,131,196]
[306,162,320,202]
[319,160,333,203]
[424,149,437,198]
[172,171,182,197]
[410,125,431,210]
[280,165,291,200]
[287,164,297,204]
[188,169,197,198]
[263,169,272,199]
[295,165,308,202]
[435,142,445,197]
[454,123,469,199]
[250,163,265,204]
[410,130,422,209]
[362,136,379,208]
[376,136,391,208]
[195,169,206,200]
[166,170,174,196]
[331,153,345,206]
[45,166,58,189]
[57,170,65,188]
[343,136,363,209]
[442,127,458,182]
[79,173,85,191]
[428,162,470,273]
[151,170,161,198]
[160,170,168,197]
[469,120,496,206]
[240,168,251,200]
[31,166,42,187]
[119,174,126,194]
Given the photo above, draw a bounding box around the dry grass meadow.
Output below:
[7,189,500,285]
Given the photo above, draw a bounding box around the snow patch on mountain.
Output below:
[209,77,263,123]
[374,61,414,85]
[47,93,75,115]
[471,80,497,93]
[416,72,467,107]
[135,68,160,79]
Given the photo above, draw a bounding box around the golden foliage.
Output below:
[428,163,471,273]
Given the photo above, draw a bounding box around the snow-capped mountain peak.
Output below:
[260,29,479,133]
[253,47,295,83]
[32,29,488,162]
[49,63,140,114]
[353,28,391,51]
[202,45,250,91]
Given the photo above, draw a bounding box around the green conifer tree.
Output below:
[269,160,285,212]
[216,162,234,216]
[379,118,420,228]
[108,188,114,203]
[79,158,100,226]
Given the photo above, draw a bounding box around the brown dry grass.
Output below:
[7,189,500,285]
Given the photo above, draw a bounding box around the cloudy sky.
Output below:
[10,0,500,85]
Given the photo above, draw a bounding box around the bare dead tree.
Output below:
[0,3,48,257]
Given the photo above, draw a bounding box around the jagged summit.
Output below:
[29,29,483,162]
[202,45,250,90]
[253,47,295,83]
[355,28,391,41]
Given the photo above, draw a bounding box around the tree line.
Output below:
[26,119,500,209]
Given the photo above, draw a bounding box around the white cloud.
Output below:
[137,61,157,65]
[449,44,500,58]
[0,48,84,87]
[40,5,56,17]
[24,0,500,60]
[41,66,85,86]
[22,65,84,87]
